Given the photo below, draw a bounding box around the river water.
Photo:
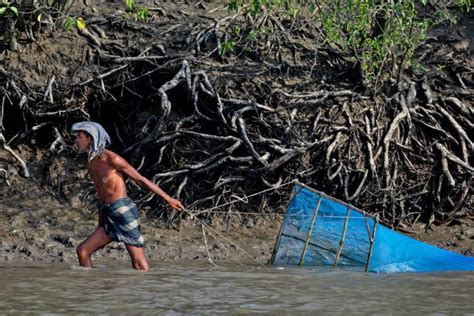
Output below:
[1,261,473,315]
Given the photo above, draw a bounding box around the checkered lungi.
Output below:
[99,197,145,247]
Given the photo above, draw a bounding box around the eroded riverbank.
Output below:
[0,191,281,264]
[1,189,472,266]
[0,1,473,267]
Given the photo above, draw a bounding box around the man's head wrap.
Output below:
[71,121,111,161]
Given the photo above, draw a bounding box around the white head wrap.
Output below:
[71,121,111,161]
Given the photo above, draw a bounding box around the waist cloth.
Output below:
[99,197,145,247]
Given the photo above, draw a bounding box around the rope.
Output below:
[201,224,218,268]
[179,181,297,270]
[188,179,296,216]
[184,208,271,271]
[187,211,369,219]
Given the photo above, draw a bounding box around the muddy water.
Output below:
[1,262,473,314]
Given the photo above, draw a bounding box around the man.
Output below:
[72,121,184,271]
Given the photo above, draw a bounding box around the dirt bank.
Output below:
[0,192,281,265]
[1,184,472,266]
[0,146,279,264]
[0,148,472,265]
[0,1,473,266]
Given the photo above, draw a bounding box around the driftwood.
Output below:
[0,2,472,230]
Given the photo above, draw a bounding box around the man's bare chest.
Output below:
[88,161,117,185]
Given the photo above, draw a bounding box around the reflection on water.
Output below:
[1,261,473,314]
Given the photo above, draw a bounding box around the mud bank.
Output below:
[0,175,472,265]
[0,1,473,266]
[0,169,280,264]
[1,148,473,265]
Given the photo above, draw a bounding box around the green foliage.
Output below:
[320,0,430,85]
[135,7,150,21]
[0,0,19,50]
[224,0,461,90]
[220,40,237,56]
[0,0,18,16]
[458,0,472,11]
[247,28,258,41]
[63,16,76,30]
[229,0,302,17]
[63,16,86,31]
[234,25,241,36]
[224,0,305,60]
[0,1,97,51]
[124,0,150,22]
[228,0,244,12]
[126,0,138,11]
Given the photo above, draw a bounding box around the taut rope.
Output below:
[187,179,296,216]
[185,211,271,271]
[181,180,297,270]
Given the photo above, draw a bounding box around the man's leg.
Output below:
[76,227,112,268]
[125,244,149,271]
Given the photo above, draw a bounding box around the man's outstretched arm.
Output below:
[108,154,185,210]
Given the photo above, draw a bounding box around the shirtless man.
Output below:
[72,122,184,271]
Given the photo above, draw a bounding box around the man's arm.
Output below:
[108,154,185,210]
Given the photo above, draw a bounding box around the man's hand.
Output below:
[167,197,185,211]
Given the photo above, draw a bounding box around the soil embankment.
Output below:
[0,147,472,264]
[0,1,473,264]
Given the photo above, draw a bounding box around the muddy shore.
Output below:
[0,190,280,265]
[0,153,472,265]
[0,150,282,264]
[1,193,472,266]
[0,1,473,267]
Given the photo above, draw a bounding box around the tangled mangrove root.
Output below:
[0,2,472,230]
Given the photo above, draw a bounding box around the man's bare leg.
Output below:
[76,227,113,268]
[126,244,149,271]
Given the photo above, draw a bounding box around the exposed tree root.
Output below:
[0,2,472,231]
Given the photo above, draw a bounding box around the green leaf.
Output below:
[234,25,241,36]
[228,0,238,12]
[9,6,18,15]
[63,17,76,31]
[126,0,137,11]
[0,7,6,15]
